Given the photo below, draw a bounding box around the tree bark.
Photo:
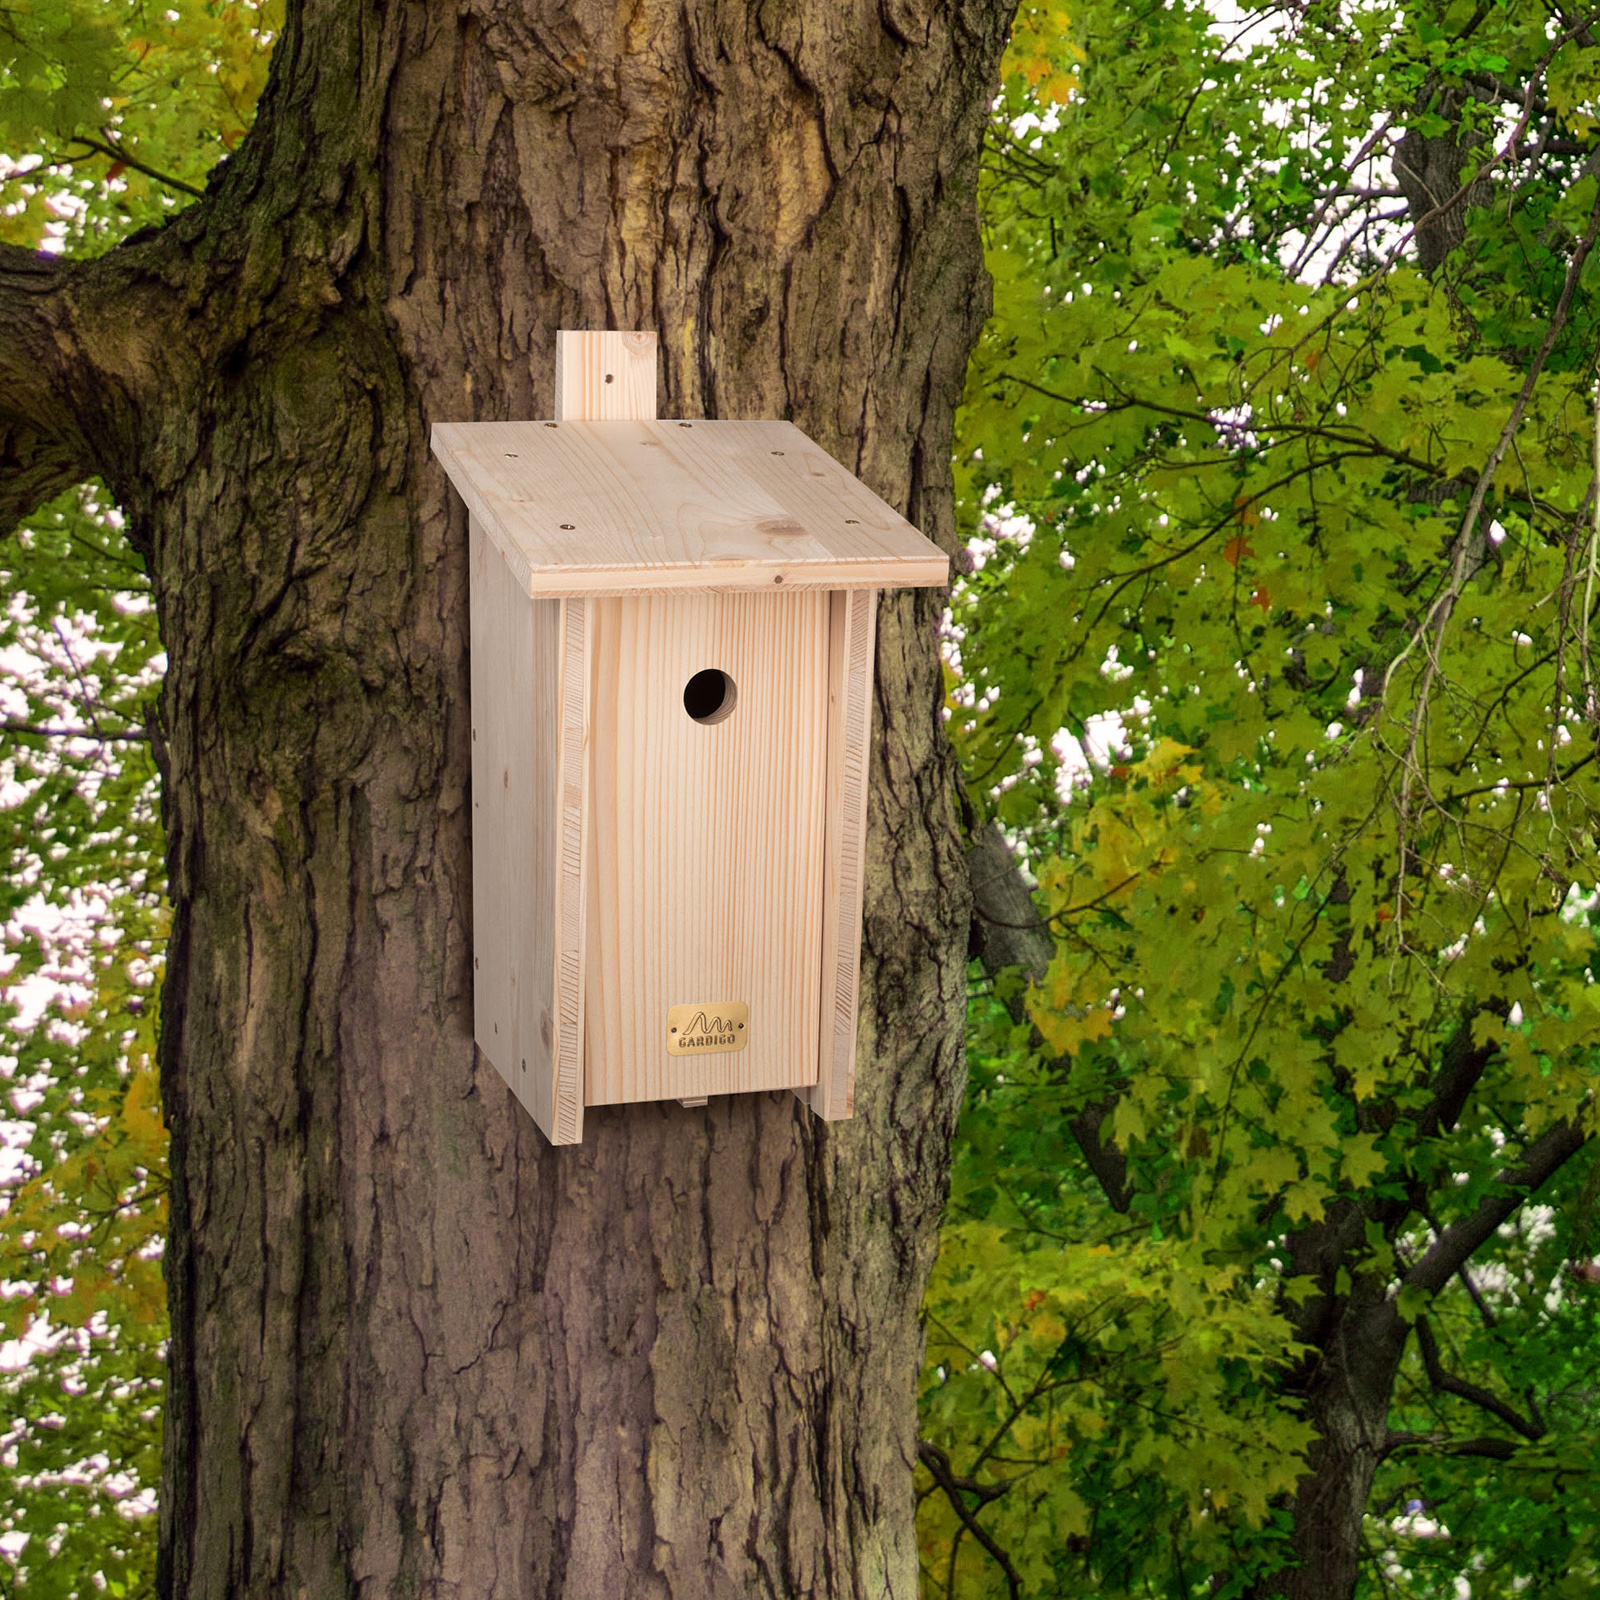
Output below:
[0,2,1017,1595]
[1252,1283,1408,1600]
[0,243,178,537]
[1271,1374,1391,1600]
[1394,84,1495,275]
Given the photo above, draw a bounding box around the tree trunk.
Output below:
[4,2,1017,1594]
[1266,1329,1401,1600]
[1394,84,1494,275]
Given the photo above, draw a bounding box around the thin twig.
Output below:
[916,1441,1023,1600]
[1281,8,1600,368]
[1380,175,1600,950]
[1381,179,1600,706]
[0,718,148,743]
[1456,1264,1498,1332]
[63,134,205,199]
[49,619,106,739]
[1415,1316,1544,1440]
[1583,378,1600,722]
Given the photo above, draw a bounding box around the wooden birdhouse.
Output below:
[432,331,948,1145]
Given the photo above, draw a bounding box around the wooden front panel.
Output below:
[584,591,830,1104]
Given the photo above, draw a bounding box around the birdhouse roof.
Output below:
[431,419,949,597]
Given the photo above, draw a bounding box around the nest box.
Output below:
[432,331,948,1145]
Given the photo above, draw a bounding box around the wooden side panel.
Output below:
[584,591,831,1105]
[804,587,879,1121]
[468,518,571,1140]
[555,329,657,422]
[549,598,589,1144]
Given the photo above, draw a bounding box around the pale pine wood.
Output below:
[468,519,573,1142]
[804,587,878,1121]
[539,330,663,1139]
[549,596,589,1144]
[583,589,831,1105]
[555,329,658,422]
[430,418,948,596]
[443,330,909,1137]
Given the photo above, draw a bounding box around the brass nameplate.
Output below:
[667,1001,748,1055]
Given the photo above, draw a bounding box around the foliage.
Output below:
[1372,1156,1600,1598]
[1,0,279,251]
[921,1004,1313,1597]
[8,0,1600,1595]
[922,1,1600,1595]
[0,4,274,1591]
[0,485,167,1596]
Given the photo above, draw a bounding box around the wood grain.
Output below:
[467,518,572,1141]
[540,329,654,1139]
[804,587,878,1120]
[454,331,892,1128]
[430,418,949,596]
[550,596,589,1144]
[584,590,831,1105]
[555,329,658,422]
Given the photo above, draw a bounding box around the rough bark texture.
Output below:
[1394,85,1495,276]
[0,2,1017,1595]
[0,244,173,538]
[1250,1211,1410,1600]
[1269,1327,1401,1600]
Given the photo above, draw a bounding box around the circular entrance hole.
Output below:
[683,668,737,725]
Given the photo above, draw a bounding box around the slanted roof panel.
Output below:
[431,418,949,596]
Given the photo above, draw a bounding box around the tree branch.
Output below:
[965,823,1133,1212]
[0,246,99,537]
[1404,1119,1589,1294]
[916,1440,1023,1600]
[1456,1263,1498,1331]
[0,237,191,539]
[1383,1430,1517,1461]
[65,135,206,200]
[1414,1315,1545,1440]
[967,822,1053,984]
[1415,1014,1496,1142]
[0,718,149,743]
[1068,1096,1132,1215]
